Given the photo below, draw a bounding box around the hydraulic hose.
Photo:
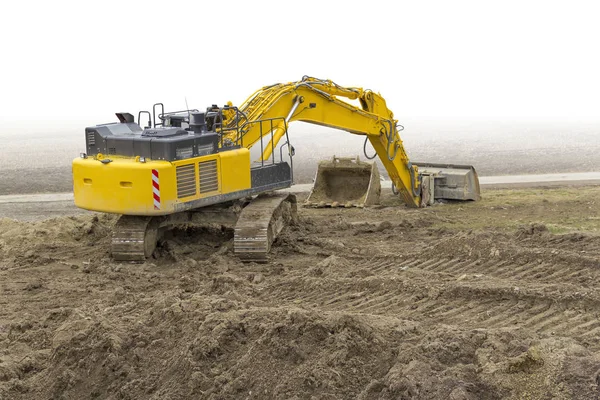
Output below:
[363,137,377,160]
[385,120,398,161]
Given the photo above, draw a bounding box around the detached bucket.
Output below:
[305,156,381,208]
[414,162,481,204]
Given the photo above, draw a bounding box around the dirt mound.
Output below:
[4,307,599,399]
[0,214,114,269]
[363,327,600,400]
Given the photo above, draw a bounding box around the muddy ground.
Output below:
[0,185,599,399]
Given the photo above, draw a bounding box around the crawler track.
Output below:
[111,215,158,261]
[111,193,297,262]
[234,193,297,262]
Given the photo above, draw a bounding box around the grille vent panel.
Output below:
[176,164,197,198]
[199,159,218,193]
[87,132,95,146]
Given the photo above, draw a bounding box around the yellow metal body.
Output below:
[73,148,251,215]
[224,77,422,207]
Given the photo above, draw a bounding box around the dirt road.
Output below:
[2,172,600,222]
[1,185,600,399]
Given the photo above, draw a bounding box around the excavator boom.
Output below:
[223,76,478,207]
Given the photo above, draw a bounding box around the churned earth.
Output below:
[1,184,600,399]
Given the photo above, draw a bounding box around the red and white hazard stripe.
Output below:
[152,169,160,210]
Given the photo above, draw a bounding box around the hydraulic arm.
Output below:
[222,76,422,207]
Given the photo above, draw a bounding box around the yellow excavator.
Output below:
[73,76,480,261]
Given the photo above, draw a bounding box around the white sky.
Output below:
[1,0,599,127]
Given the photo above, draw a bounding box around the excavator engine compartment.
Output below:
[74,104,293,216]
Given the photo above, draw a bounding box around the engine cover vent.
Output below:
[176,164,197,198]
[87,131,96,146]
[199,159,218,193]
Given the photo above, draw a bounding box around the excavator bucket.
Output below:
[305,156,381,207]
[414,162,481,205]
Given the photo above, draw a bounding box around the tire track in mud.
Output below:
[261,245,600,346]
[542,232,600,253]
[263,274,600,342]
[417,256,600,286]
